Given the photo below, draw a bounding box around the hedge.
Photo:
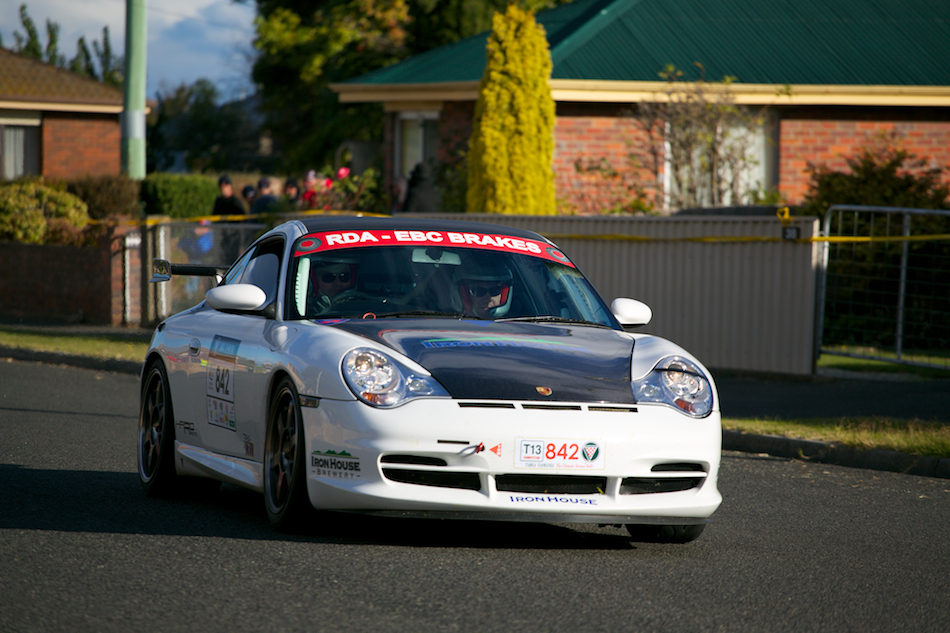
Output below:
[66,175,142,220]
[141,173,219,218]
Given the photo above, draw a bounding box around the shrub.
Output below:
[0,188,46,243]
[141,173,218,218]
[301,167,380,212]
[0,181,89,244]
[466,4,556,215]
[801,141,950,220]
[67,175,141,220]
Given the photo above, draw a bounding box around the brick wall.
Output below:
[778,108,950,205]
[435,102,660,214]
[0,225,139,325]
[554,103,658,214]
[431,101,950,212]
[41,111,121,178]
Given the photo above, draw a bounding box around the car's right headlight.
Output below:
[632,356,714,418]
[342,348,449,408]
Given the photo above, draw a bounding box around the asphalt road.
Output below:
[2,359,950,632]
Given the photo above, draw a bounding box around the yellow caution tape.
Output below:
[89,208,389,227]
[541,233,950,245]
[87,211,949,245]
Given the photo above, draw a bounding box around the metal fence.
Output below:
[817,205,950,370]
[141,220,268,321]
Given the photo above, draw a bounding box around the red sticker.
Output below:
[294,229,574,267]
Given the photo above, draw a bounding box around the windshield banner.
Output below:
[294,230,574,267]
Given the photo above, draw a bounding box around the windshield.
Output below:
[285,229,618,328]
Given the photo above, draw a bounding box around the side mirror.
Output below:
[611,298,653,328]
[206,284,267,311]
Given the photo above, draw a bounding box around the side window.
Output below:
[223,238,284,307]
[242,253,280,304]
[223,248,254,286]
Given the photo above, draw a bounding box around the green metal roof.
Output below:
[346,0,950,87]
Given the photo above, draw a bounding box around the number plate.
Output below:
[515,438,604,470]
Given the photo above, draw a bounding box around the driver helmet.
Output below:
[454,258,513,317]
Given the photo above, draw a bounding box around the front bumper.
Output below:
[302,397,722,524]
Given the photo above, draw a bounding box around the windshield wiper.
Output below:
[373,310,468,319]
[495,315,612,328]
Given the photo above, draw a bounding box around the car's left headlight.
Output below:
[342,348,449,407]
[632,356,714,417]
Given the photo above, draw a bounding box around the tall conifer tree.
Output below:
[466,4,555,215]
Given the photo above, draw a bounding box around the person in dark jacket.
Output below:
[242,184,257,208]
[402,163,441,213]
[250,177,279,215]
[212,175,247,216]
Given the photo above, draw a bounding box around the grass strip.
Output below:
[818,350,950,378]
[0,328,149,362]
[723,417,950,459]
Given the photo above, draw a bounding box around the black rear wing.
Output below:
[149,258,229,284]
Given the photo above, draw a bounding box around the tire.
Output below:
[264,377,310,530]
[138,360,180,496]
[625,523,706,544]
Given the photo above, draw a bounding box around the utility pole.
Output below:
[122,0,147,179]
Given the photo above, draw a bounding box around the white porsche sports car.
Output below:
[139,216,721,542]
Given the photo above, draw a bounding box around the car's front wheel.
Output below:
[264,377,310,530]
[625,523,706,543]
[138,360,179,495]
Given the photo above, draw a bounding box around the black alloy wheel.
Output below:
[264,377,310,529]
[138,360,179,495]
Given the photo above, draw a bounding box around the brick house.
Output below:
[0,49,133,326]
[0,48,123,181]
[332,0,950,212]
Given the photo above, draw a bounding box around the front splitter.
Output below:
[335,509,709,525]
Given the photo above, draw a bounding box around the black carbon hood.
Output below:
[323,319,635,403]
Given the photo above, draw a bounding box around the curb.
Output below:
[3,346,948,481]
[0,346,142,376]
[723,430,950,480]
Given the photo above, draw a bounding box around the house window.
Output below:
[662,117,775,209]
[0,110,42,181]
[395,111,439,179]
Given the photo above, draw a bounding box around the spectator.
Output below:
[402,163,440,213]
[242,185,257,208]
[283,177,301,208]
[391,175,408,213]
[301,170,319,209]
[250,177,279,215]
[178,219,216,295]
[212,175,247,216]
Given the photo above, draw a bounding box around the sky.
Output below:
[0,0,259,102]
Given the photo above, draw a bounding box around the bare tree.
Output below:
[629,65,769,212]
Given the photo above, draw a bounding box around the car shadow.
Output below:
[0,463,644,550]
